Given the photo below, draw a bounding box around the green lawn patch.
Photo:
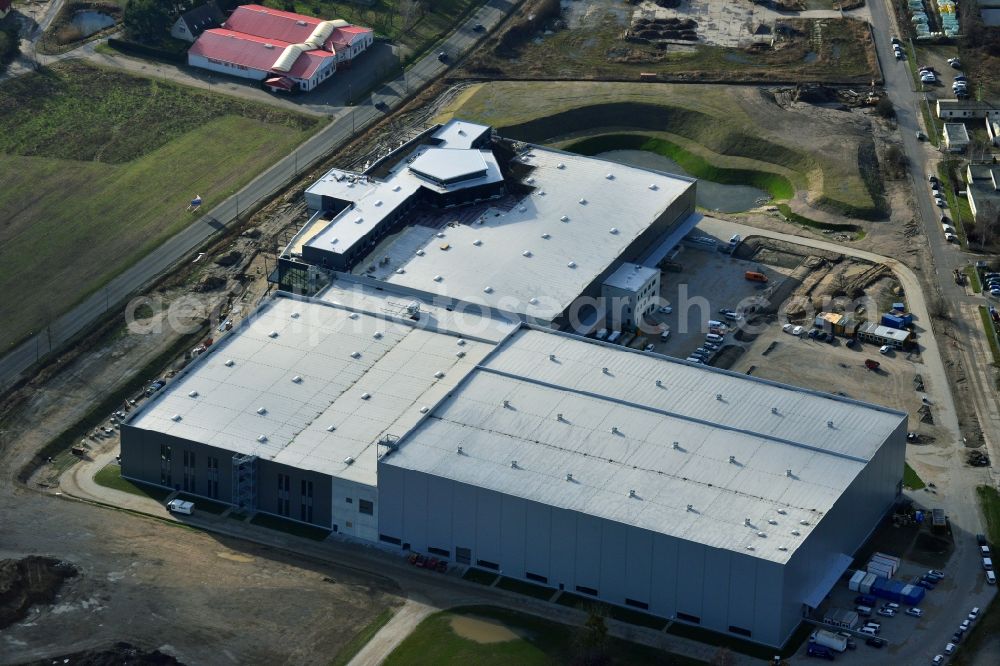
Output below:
[938,160,975,247]
[978,306,1000,366]
[439,81,883,219]
[462,567,499,586]
[0,61,320,352]
[94,463,172,501]
[384,605,702,666]
[564,133,794,201]
[331,607,396,666]
[554,592,667,630]
[978,485,1000,544]
[966,266,982,293]
[495,577,557,601]
[174,493,230,515]
[776,204,863,237]
[903,462,926,490]
[249,512,332,541]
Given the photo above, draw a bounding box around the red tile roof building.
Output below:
[187,4,374,92]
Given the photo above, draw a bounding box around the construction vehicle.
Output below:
[865,359,881,371]
[954,268,966,285]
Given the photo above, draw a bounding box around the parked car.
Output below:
[906,607,924,617]
[807,643,835,660]
[473,23,485,32]
[970,607,980,619]
[884,602,900,610]
[437,51,448,62]
[928,569,945,579]
[961,619,971,631]
[916,579,936,590]
[878,608,896,617]
[952,631,964,643]
[932,656,944,666]
[865,636,886,648]
[659,305,673,314]
[944,643,956,655]
[879,345,892,354]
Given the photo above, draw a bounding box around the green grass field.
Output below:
[978,306,1000,366]
[269,0,484,57]
[0,62,320,352]
[903,462,926,490]
[384,605,704,666]
[94,463,172,501]
[437,81,883,219]
[331,608,396,666]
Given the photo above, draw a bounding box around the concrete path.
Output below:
[347,596,436,666]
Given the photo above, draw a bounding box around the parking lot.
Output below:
[637,243,797,363]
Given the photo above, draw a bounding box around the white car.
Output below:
[885,602,900,610]
[906,607,924,617]
[659,305,673,314]
[880,345,892,354]
[988,570,996,584]
[932,655,944,666]
[944,643,956,655]
[782,323,793,333]
[644,344,655,352]
[792,325,804,336]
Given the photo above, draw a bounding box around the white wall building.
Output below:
[601,263,660,329]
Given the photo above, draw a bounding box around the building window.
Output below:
[277,473,290,516]
[206,456,219,499]
[476,559,499,570]
[346,497,353,504]
[299,480,314,523]
[159,444,172,486]
[182,450,195,492]
[380,534,402,545]
[428,546,449,558]
[455,547,471,565]
[625,598,649,610]
[676,612,700,625]
[729,625,752,637]
[575,585,598,596]
[358,499,373,515]
[525,572,548,584]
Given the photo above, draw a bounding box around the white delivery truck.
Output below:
[811,629,848,653]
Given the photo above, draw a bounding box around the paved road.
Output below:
[0,0,517,393]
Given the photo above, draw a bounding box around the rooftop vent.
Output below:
[257,435,268,443]
[656,380,663,388]
[483,286,493,293]
[649,183,658,190]
[415,250,425,256]
[434,371,445,379]
[373,332,383,340]
[350,351,361,359]
[526,177,535,184]
[557,163,565,169]
[330,238,338,245]
[349,313,359,319]
[791,529,801,536]
[579,198,587,205]
[778,546,788,551]
[628,489,637,498]
[565,473,574,482]
[420,406,429,414]
[268,331,279,338]
[456,351,466,358]
[768,519,778,525]
[729,455,737,464]
[556,413,564,421]
[188,390,199,398]
[519,206,527,212]
[786,469,793,477]
[771,406,779,414]
[522,250,532,257]
[292,376,302,383]
[672,441,680,450]
[511,460,518,469]
[606,173,614,180]
[392,185,401,192]
[264,43,274,49]
[473,239,482,246]
[716,393,723,401]
[757,532,767,538]
[799,519,809,526]
[567,260,577,268]
[744,517,752,526]
[560,215,569,222]
[457,339,466,346]
[456,446,464,455]
[290,312,300,319]
[541,233,551,239]
[436,232,445,238]
[224,359,234,367]
[296,19,306,25]
[610,426,619,434]
[827,420,834,428]
[529,297,539,305]
[395,268,405,274]
[686,504,694,512]
[361,392,371,400]
[344,456,354,465]
[502,399,510,408]
[777,508,787,515]
[609,227,619,235]
[257,407,267,415]
[354,217,363,224]
[374,200,382,207]
[746,545,755,551]
[549,354,557,362]
[326,425,337,432]
[171,414,181,422]
[433,275,443,282]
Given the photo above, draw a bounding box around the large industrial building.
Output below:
[280,120,698,325]
[120,120,906,649]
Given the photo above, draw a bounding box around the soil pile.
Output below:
[19,642,184,666]
[0,556,78,629]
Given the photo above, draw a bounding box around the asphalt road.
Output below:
[0,0,516,392]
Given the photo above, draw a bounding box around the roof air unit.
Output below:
[290,312,300,319]
[361,392,371,400]
[224,359,234,367]
[473,239,482,246]
[560,215,569,222]
[420,406,429,414]
[565,473,573,482]
[744,518,752,526]
[292,376,302,383]
[686,504,694,512]
[268,331,279,338]
[326,425,336,432]
[511,460,518,469]
[771,407,779,414]
[457,339,466,346]
[456,351,466,358]
[729,455,737,464]
[171,414,181,422]
[628,489,637,498]
[415,250,425,256]
[188,391,199,398]
[257,407,267,415]
[257,435,268,443]
[557,163,565,169]
[456,446,464,455]
[350,351,361,359]
[344,456,354,465]
[373,331,383,339]
[434,371,445,379]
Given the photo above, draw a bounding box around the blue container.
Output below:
[899,313,913,326]
[915,510,924,523]
[893,302,905,311]
[881,314,906,329]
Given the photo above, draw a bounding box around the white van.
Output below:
[858,626,877,636]
[607,331,622,344]
[167,499,194,515]
[706,333,724,343]
[984,557,993,571]
[856,605,873,617]
[706,320,724,329]
[595,328,608,340]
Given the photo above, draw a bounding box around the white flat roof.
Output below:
[431,119,491,149]
[128,294,513,485]
[303,149,503,256]
[603,263,659,291]
[383,328,905,563]
[410,148,488,184]
[366,147,694,319]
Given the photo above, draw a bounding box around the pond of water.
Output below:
[70,11,116,38]
[597,149,771,213]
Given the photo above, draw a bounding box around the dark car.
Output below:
[437,51,448,62]
[916,579,936,590]
[473,23,485,32]
[979,533,989,546]
[866,636,887,648]
[807,643,835,660]
[846,338,857,348]
[952,631,963,643]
